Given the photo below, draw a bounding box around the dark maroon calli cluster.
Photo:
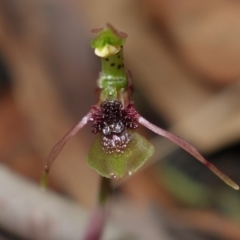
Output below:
[89,101,139,154]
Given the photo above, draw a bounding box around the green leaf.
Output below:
[87,131,154,178]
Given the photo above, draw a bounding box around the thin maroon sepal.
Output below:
[40,112,91,188]
[91,28,104,33]
[138,116,239,190]
[106,23,128,39]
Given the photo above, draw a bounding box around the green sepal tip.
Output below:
[40,172,48,190]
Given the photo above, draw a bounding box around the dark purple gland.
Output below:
[89,101,139,154]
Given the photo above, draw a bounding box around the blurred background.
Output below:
[0,0,240,239]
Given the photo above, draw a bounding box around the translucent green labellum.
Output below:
[87,131,154,178]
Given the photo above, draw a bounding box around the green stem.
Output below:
[98,177,112,206]
[83,177,112,240]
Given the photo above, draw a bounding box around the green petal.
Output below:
[87,131,154,178]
